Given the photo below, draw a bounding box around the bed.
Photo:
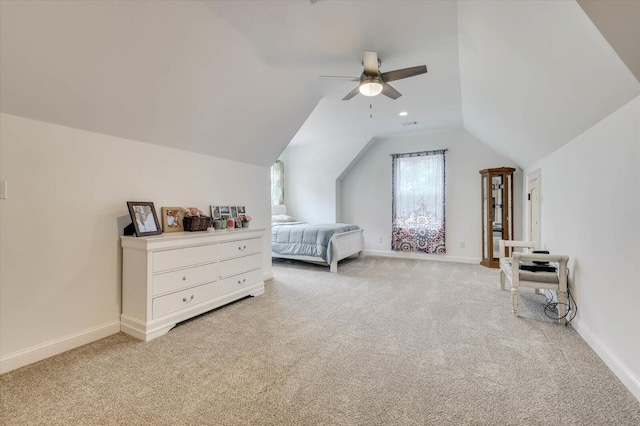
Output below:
[271,205,364,273]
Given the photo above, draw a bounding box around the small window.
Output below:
[271,160,284,205]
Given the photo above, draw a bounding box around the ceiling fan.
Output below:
[320,51,427,101]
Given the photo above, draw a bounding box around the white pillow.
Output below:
[272,214,296,223]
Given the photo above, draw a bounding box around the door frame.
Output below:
[526,169,541,243]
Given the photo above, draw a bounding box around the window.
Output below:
[271,160,284,205]
[391,150,446,254]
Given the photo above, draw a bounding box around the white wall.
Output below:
[0,113,272,371]
[340,127,522,262]
[279,144,338,223]
[525,95,640,400]
[280,133,372,223]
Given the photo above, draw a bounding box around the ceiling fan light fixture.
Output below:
[323,51,427,101]
[359,78,383,97]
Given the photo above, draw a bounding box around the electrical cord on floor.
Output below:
[543,268,577,325]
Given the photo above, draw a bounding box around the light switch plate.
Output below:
[0,180,7,199]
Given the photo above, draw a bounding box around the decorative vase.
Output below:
[242,222,249,228]
[213,220,221,230]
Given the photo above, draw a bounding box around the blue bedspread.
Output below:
[271,223,360,264]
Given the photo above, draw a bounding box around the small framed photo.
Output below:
[230,206,238,218]
[237,206,246,215]
[161,207,184,233]
[219,205,230,217]
[127,201,162,237]
[210,205,221,220]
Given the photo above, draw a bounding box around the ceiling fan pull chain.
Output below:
[370,102,373,119]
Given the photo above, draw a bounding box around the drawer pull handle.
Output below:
[237,278,246,285]
[182,276,187,281]
[238,245,247,251]
[182,295,195,302]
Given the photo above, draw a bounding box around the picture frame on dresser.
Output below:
[126,201,162,237]
[230,206,238,218]
[219,205,230,219]
[237,206,246,215]
[161,207,184,233]
[211,205,221,220]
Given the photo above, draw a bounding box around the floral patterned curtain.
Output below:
[271,160,284,205]
[391,150,446,254]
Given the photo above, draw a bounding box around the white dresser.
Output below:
[120,228,265,341]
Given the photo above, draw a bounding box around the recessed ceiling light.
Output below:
[399,111,408,116]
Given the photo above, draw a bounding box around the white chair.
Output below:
[499,240,569,325]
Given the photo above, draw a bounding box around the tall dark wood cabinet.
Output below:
[480,167,515,268]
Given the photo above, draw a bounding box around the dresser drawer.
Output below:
[152,281,219,319]
[219,238,261,260]
[219,253,262,278]
[219,268,263,296]
[153,244,217,273]
[152,262,217,296]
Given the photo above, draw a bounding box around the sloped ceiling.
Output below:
[457,0,639,168]
[1,1,638,170]
[578,0,640,82]
[208,0,463,148]
[0,0,319,167]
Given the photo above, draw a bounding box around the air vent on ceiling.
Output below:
[401,121,419,127]
[309,0,326,4]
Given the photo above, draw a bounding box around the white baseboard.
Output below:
[263,271,274,281]
[364,249,481,265]
[571,318,640,402]
[0,320,121,374]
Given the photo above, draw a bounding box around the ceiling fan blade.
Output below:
[342,85,361,101]
[319,75,360,82]
[381,65,427,82]
[363,50,379,75]
[381,82,402,100]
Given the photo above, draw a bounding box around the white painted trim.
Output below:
[120,315,175,342]
[365,250,481,265]
[0,320,120,374]
[571,318,640,402]
[526,168,542,244]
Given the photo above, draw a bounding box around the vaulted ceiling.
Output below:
[1,1,638,169]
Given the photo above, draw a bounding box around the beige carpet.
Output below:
[1,256,639,425]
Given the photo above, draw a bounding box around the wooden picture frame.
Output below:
[210,205,221,220]
[230,206,238,218]
[237,206,246,215]
[161,207,184,233]
[127,201,162,237]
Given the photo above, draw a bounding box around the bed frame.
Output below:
[272,228,365,273]
[271,205,364,273]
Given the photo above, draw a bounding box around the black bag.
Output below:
[520,262,557,273]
